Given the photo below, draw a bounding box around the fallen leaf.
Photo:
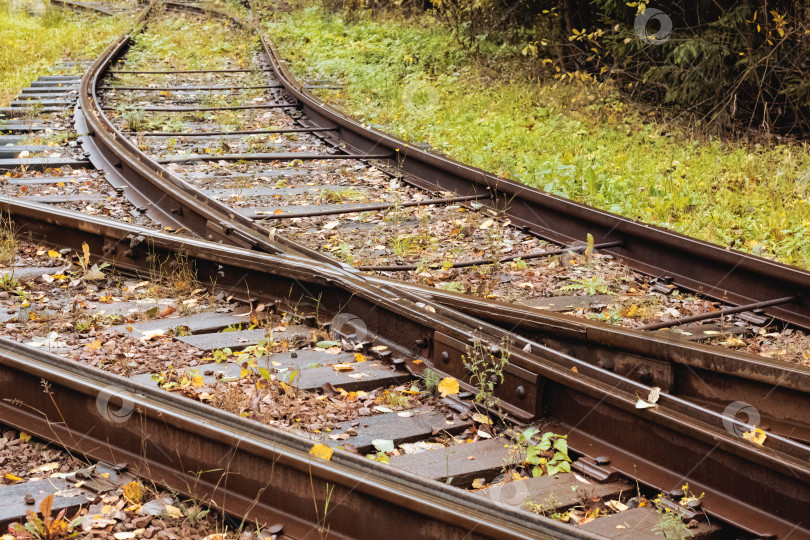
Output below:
[332,363,354,372]
[479,219,494,230]
[373,406,393,413]
[191,375,205,387]
[635,398,656,409]
[163,505,183,519]
[87,340,102,350]
[354,353,367,362]
[471,478,487,489]
[606,500,629,512]
[84,264,105,280]
[472,413,492,424]
[309,443,334,461]
[19,432,31,442]
[139,329,165,341]
[122,481,143,504]
[3,473,23,483]
[114,532,136,540]
[316,340,340,349]
[438,377,459,397]
[29,462,59,474]
[160,305,176,317]
[372,439,395,453]
[477,429,492,439]
[323,221,340,230]
[647,386,661,404]
[743,428,767,445]
[47,249,60,258]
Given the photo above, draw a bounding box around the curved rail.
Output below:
[3,196,810,538]
[253,10,810,331]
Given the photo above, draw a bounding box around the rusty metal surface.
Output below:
[4,197,810,537]
[0,340,559,540]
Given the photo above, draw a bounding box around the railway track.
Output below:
[0,1,809,538]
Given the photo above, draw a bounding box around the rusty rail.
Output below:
[253,7,810,330]
[3,197,810,538]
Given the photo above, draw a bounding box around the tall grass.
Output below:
[266,5,810,270]
[0,7,128,105]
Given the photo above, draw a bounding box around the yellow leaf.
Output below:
[164,504,182,519]
[280,381,295,397]
[309,443,333,461]
[471,478,487,489]
[191,375,205,387]
[743,428,767,445]
[82,242,90,263]
[354,353,367,362]
[122,481,143,504]
[333,363,354,372]
[3,473,23,483]
[438,377,459,397]
[87,340,101,350]
[19,432,31,442]
[47,250,60,258]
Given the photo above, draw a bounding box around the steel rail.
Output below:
[3,197,810,538]
[252,9,810,331]
[75,0,290,256]
[0,340,558,540]
[60,0,810,450]
[50,0,114,15]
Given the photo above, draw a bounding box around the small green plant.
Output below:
[462,337,510,408]
[320,187,365,203]
[521,429,571,477]
[0,273,21,292]
[560,276,612,295]
[213,347,232,363]
[117,105,148,131]
[651,498,692,539]
[0,213,17,267]
[423,367,441,396]
[180,501,210,526]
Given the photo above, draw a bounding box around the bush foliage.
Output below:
[322,0,810,137]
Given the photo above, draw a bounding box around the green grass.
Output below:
[121,12,257,71]
[0,7,129,105]
[265,4,810,270]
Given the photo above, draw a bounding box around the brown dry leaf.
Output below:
[160,305,176,318]
[309,443,334,461]
[438,377,459,397]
